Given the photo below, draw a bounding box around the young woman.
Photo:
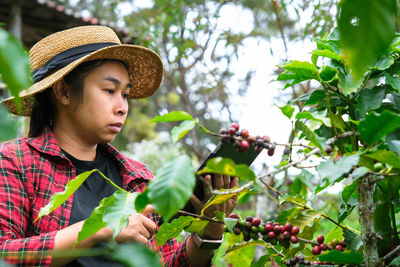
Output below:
[0,26,238,266]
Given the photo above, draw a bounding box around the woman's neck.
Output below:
[52,125,97,161]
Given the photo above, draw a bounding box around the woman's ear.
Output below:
[52,79,70,105]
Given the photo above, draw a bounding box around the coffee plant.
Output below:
[1,0,400,266]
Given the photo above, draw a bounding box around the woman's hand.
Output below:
[190,174,239,239]
[100,205,157,244]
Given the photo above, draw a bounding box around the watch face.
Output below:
[199,241,222,250]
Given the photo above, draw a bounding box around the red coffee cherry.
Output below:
[262,135,271,143]
[252,217,261,227]
[245,221,252,231]
[317,235,324,245]
[291,226,300,235]
[229,213,239,219]
[274,225,282,234]
[228,127,236,135]
[335,245,344,252]
[284,222,292,233]
[320,243,328,251]
[240,129,249,138]
[230,122,240,131]
[290,235,298,244]
[283,231,291,240]
[312,245,321,255]
[267,149,275,156]
[233,227,241,235]
[264,224,274,233]
[240,140,250,150]
[247,136,257,143]
[267,231,276,239]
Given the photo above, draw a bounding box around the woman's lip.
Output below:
[109,125,122,133]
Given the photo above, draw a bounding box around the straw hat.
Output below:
[2,25,163,116]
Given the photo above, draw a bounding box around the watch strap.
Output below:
[192,232,223,249]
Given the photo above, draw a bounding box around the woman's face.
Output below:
[64,61,131,145]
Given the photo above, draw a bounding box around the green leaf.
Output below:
[170,119,197,143]
[279,194,308,208]
[342,180,357,204]
[388,139,400,157]
[359,110,400,145]
[295,110,331,127]
[279,60,319,80]
[311,49,343,65]
[148,155,196,221]
[156,216,195,246]
[108,243,162,267]
[364,150,400,168]
[227,241,256,267]
[389,256,400,266]
[35,170,98,221]
[385,73,400,92]
[0,105,18,141]
[318,250,363,265]
[295,120,326,151]
[317,154,360,183]
[290,90,325,105]
[279,104,295,119]
[77,197,108,245]
[338,0,396,78]
[372,55,394,70]
[0,28,31,108]
[356,87,386,118]
[103,190,138,238]
[290,210,322,231]
[224,218,238,232]
[184,218,209,234]
[149,111,193,122]
[343,228,363,251]
[135,189,150,212]
[325,226,344,244]
[201,190,244,216]
[351,167,369,180]
[319,65,339,83]
[197,157,256,181]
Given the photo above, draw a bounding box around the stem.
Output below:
[383,244,400,265]
[357,173,383,266]
[97,170,126,191]
[390,200,399,244]
[297,237,317,246]
[177,210,224,224]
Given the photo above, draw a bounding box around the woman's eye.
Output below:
[105,89,114,94]
[122,93,129,98]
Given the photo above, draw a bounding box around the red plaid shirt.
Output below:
[0,128,190,266]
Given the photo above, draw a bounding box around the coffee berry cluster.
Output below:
[220,122,276,156]
[226,213,300,248]
[311,235,346,255]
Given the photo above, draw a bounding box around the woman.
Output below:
[0,26,237,266]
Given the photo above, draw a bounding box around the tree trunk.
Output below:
[357,174,384,266]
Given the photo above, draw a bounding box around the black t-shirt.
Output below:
[64,148,124,267]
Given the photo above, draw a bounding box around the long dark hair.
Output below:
[28,59,127,137]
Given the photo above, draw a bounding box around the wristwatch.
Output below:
[191,232,224,249]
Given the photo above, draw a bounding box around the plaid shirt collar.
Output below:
[26,127,151,183]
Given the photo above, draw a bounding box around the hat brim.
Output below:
[3,44,163,116]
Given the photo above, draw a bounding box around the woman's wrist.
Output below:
[201,222,224,240]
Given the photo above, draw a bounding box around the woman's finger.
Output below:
[230,177,239,188]
[189,194,204,214]
[203,174,213,200]
[223,175,230,188]
[213,173,224,189]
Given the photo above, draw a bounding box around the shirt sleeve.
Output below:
[0,149,55,266]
